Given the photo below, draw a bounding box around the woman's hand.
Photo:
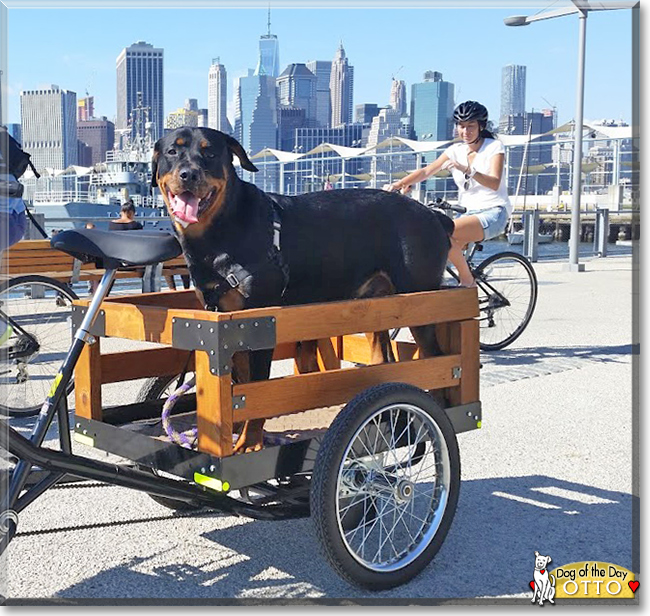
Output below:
[383,182,412,194]
[442,159,470,175]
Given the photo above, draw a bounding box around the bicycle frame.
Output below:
[0,268,116,546]
[445,245,511,319]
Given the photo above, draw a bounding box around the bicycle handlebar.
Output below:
[428,198,467,215]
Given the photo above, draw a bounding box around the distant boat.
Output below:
[507,231,554,245]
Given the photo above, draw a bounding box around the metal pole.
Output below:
[568,9,588,271]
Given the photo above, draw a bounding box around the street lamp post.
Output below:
[504,0,635,272]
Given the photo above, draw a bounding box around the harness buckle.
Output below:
[226,273,240,288]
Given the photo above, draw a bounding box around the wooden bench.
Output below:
[0,239,190,294]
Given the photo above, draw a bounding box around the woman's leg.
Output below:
[449,215,485,287]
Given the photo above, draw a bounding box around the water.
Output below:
[475,239,633,263]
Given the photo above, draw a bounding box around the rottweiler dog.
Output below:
[152,127,454,453]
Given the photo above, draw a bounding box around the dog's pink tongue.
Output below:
[170,191,200,224]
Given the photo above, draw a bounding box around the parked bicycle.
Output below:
[392,199,538,351]
[0,275,77,417]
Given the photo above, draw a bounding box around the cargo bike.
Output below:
[0,228,481,591]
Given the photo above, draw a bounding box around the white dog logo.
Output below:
[531,551,556,605]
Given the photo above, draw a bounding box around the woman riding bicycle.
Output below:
[386,101,512,287]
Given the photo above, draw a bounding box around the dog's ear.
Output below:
[547,556,552,563]
[151,144,160,188]
[224,134,259,173]
[535,551,540,557]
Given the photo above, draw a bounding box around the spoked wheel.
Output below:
[311,383,460,590]
[136,372,196,404]
[0,275,78,417]
[474,252,538,351]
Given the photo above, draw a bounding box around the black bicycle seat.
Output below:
[51,228,182,267]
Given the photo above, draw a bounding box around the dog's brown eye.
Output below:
[168,148,177,156]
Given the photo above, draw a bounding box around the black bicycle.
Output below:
[0,275,78,417]
[392,200,538,351]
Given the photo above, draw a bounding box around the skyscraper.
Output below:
[329,43,354,127]
[390,79,407,117]
[77,117,115,165]
[306,60,332,128]
[20,85,78,171]
[276,63,318,126]
[500,64,526,123]
[234,70,277,162]
[355,103,380,125]
[116,41,164,141]
[208,58,229,133]
[256,8,279,77]
[410,71,455,141]
[77,96,94,122]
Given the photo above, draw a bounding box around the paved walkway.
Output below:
[2,251,638,603]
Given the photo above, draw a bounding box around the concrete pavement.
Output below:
[2,250,638,603]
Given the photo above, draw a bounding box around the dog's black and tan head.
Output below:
[152,127,258,234]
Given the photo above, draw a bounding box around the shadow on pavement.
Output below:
[48,475,635,602]
[482,343,638,368]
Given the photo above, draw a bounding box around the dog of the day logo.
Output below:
[530,557,638,601]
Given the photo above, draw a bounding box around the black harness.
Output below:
[207,199,289,301]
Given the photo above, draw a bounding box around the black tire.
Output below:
[0,275,78,417]
[310,382,461,591]
[136,373,199,511]
[135,374,194,404]
[474,251,538,351]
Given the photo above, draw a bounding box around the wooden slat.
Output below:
[75,338,103,420]
[100,347,195,384]
[4,240,51,250]
[101,289,201,309]
[233,354,462,421]
[341,334,372,364]
[272,342,297,361]
[317,338,341,371]
[458,320,480,405]
[195,350,233,457]
[216,288,478,344]
[5,255,73,266]
[340,334,418,364]
[89,301,225,344]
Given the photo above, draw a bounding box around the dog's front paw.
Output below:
[233,419,264,454]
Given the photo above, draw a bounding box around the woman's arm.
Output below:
[386,152,450,192]
[470,152,504,192]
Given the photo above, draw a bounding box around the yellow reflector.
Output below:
[48,373,63,398]
[476,421,482,428]
[194,472,230,492]
[74,432,95,447]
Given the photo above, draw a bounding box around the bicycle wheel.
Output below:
[311,383,460,590]
[0,275,78,417]
[474,252,538,351]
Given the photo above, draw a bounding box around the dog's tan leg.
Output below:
[365,331,396,364]
[295,340,320,373]
[230,351,266,454]
[356,272,396,364]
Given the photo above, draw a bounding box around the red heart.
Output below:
[529,581,535,590]
[540,569,545,574]
[629,580,639,593]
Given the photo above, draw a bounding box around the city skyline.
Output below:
[5,5,635,136]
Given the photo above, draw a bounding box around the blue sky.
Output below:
[5,3,635,129]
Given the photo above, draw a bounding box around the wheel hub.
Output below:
[395,479,414,503]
